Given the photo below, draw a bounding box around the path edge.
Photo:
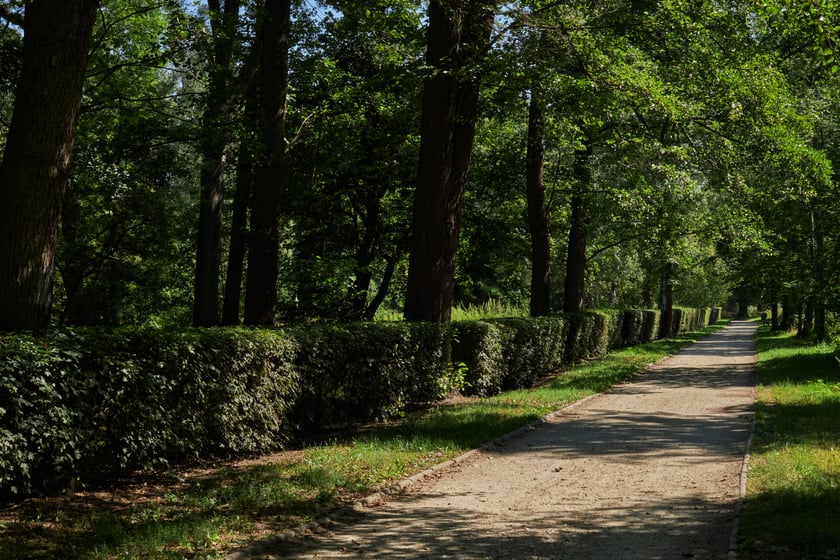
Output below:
[727,323,760,560]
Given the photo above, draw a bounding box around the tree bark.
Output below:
[404,0,494,323]
[403,1,460,323]
[562,133,592,313]
[0,0,100,332]
[243,0,290,326]
[780,295,794,331]
[659,261,674,337]
[193,0,241,327]
[526,90,551,316]
[221,82,258,325]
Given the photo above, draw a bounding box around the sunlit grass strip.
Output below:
[739,327,840,559]
[0,322,726,560]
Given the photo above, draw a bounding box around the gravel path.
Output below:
[232,321,757,560]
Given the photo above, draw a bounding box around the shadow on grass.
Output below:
[740,485,840,559]
[740,328,840,560]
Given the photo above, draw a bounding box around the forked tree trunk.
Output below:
[193,0,241,327]
[221,83,258,326]
[0,0,100,332]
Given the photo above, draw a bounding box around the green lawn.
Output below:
[739,326,840,559]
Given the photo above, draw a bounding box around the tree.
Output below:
[193,0,242,327]
[525,89,551,316]
[404,0,496,323]
[0,0,100,331]
[243,0,291,326]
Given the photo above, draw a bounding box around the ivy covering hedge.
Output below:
[0,307,720,497]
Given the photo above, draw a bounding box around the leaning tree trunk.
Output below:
[0,0,100,332]
[243,0,290,326]
[562,133,592,313]
[526,89,551,316]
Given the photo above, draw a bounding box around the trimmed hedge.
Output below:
[0,307,721,497]
[452,317,569,395]
[290,321,451,426]
[0,328,299,496]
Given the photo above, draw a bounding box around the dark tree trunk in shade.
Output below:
[193,0,242,327]
[526,91,551,316]
[0,0,100,331]
[660,261,674,337]
[222,84,259,326]
[404,0,494,323]
[562,134,592,313]
[243,0,290,326]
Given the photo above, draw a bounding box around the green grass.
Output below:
[374,299,528,322]
[739,327,840,560]
[0,321,726,560]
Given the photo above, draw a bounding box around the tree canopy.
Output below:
[1,0,839,337]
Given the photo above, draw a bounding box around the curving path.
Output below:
[230,321,758,560]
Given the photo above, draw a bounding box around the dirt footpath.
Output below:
[234,321,758,560]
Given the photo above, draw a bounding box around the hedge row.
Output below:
[0,307,720,497]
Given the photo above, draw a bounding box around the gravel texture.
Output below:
[229,321,758,560]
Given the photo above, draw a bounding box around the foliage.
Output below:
[290,321,451,425]
[740,326,840,558]
[0,306,721,497]
[0,327,299,497]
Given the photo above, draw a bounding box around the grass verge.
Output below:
[0,322,726,560]
[738,326,840,559]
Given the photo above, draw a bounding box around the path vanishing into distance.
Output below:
[228,321,759,560]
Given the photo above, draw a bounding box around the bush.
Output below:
[0,306,723,497]
[452,317,569,395]
[0,327,298,497]
[564,312,611,363]
[451,321,506,396]
[290,321,451,426]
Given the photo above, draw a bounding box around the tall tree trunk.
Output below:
[660,261,674,337]
[801,297,814,337]
[0,0,100,332]
[404,0,494,323]
[770,301,779,330]
[221,83,258,326]
[243,0,290,326]
[193,0,241,327]
[347,193,383,320]
[562,133,592,313]
[526,90,551,317]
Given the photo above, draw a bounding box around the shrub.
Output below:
[0,327,299,497]
[452,317,569,395]
[564,312,612,363]
[290,321,451,426]
[451,321,506,396]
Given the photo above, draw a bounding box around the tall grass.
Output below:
[0,322,724,560]
[739,327,840,559]
[374,299,528,322]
